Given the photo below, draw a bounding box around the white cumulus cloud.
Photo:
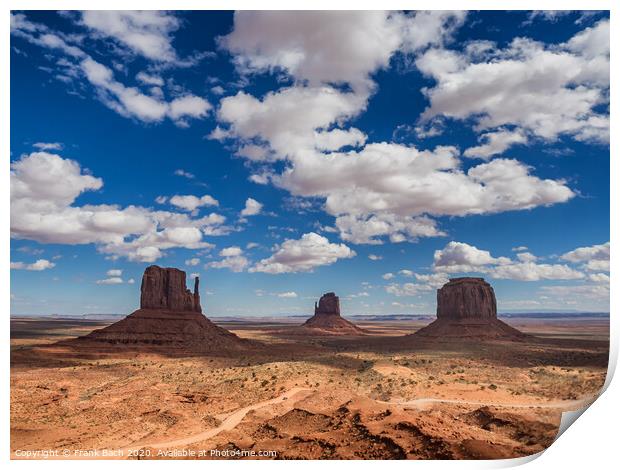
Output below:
[250,232,355,274]
[10,14,211,127]
[11,151,227,262]
[561,241,609,263]
[80,57,211,125]
[277,291,298,298]
[433,241,510,273]
[206,246,249,272]
[417,19,609,144]
[79,11,181,63]
[490,262,584,281]
[560,241,610,272]
[433,241,587,281]
[214,12,577,246]
[165,194,219,212]
[463,129,528,160]
[240,198,263,217]
[10,259,55,271]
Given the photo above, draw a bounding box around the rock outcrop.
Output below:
[140,265,201,312]
[79,265,250,352]
[437,278,496,320]
[414,277,526,340]
[302,292,366,335]
[314,292,340,316]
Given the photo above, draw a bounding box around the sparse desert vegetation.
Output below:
[10,315,608,460]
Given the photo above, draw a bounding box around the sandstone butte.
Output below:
[414,277,526,340]
[80,265,248,352]
[301,292,366,335]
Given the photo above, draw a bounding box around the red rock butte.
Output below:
[414,277,526,340]
[302,292,366,335]
[80,266,248,351]
[140,265,202,313]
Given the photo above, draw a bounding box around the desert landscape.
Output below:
[9,8,611,464]
[10,267,609,460]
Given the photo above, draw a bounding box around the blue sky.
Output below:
[10,10,609,317]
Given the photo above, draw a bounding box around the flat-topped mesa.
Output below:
[314,292,340,316]
[437,277,496,320]
[139,265,202,313]
[414,277,526,340]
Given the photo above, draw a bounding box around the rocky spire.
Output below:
[139,265,201,312]
[193,276,202,313]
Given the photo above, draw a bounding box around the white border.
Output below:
[2,1,616,469]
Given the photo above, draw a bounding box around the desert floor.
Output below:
[10,316,609,460]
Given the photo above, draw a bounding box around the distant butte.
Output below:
[79,265,250,352]
[301,292,366,335]
[414,277,526,340]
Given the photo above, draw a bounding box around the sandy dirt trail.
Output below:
[379,395,597,411]
[373,362,417,377]
[131,386,313,450]
[12,387,313,460]
[13,388,595,460]
[133,389,595,451]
